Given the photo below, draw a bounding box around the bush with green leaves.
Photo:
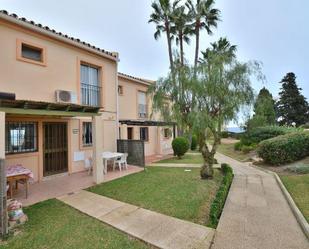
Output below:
[241,145,255,154]
[191,135,197,151]
[241,126,300,146]
[221,131,229,138]
[258,131,309,165]
[209,163,233,228]
[300,123,309,129]
[172,137,189,158]
[234,141,242,151]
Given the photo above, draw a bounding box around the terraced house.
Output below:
[0,10,174,188]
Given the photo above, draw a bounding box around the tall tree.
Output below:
[170,5,192,66]
[149,0,176,71]
[247,87,276,130]
[276,72,309,126]
[187,0,220,67]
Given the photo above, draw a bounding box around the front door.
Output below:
[127,127,133,140]
[43,122,68,176]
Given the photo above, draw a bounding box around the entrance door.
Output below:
[43,122,68,176]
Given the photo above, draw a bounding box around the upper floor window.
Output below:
[80,64,101,107]
[138,91,147,118]
[17,39,46,66]
[118,85,124,95]
[5,121,38,154]
[22,44,42,62]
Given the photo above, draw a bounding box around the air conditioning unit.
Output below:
[55,90,77,104]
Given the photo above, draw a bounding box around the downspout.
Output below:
[113,53,120,146]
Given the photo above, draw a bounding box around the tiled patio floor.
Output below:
[145,153,173,164]
[11,165,143,206]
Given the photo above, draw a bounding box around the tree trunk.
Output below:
[165,19,174,72]
[200,149,215,179]
[194,21,200,67]
[180,33,184,66]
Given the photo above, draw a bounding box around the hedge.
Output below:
[257,131,309,165]
[209,163,233,228]
[241,126,300,146]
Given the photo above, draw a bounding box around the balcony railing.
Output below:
[81,83,101,107]
[138,104,148,118]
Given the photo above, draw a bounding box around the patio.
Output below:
[11,165,143,206]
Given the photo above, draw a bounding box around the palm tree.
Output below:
[186,0,220,67]
[170,5,193,66]
[149,0,177,71]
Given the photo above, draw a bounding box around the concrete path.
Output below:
[213,153,309,249]
[58,190,215,249]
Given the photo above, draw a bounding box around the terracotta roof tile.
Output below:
[118,72,155,85]
[0,10,118,59]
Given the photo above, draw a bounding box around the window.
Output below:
[127,127,133,140]
[164,128,171,139]
[140,127,149,141]
[21,44,43,62]
[17,40,46,66]
[80,64,101,106]
[118,85,124,95]
[138,91,147,118]
[5,122,38,154]
[82,122,93,147]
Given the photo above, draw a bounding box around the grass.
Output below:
[217,143,253,162]
[280,174,309,222]
[156,154,203,164]
[89,167,223,226]
[0,199,151,249]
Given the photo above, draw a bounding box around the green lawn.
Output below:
[280,174,309,222]
[0,199,151,249]
[217,143,253,162]
[89,167,223,226]
[156,154,204,164]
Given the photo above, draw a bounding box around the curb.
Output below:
[273,172,309,240]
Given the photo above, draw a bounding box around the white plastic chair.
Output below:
[84,157,93,175]
[115,153,128,171]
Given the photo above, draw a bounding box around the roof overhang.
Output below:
[0,99,100,117]
[119,119,176,126]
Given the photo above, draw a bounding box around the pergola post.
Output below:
[92,115,104,184]
[0,111,8,236]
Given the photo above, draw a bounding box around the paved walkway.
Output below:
[213,153,309,249]
[58,190,215,249]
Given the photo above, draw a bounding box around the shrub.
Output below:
[209,163,233,228]
[234,141,243,151]
[241,145,254,154]
[172,137,189,158]
[300,123,309,129]
[221,131,229,138]
[241,126,300,146]
[191,135,197,151]
[258,131,309,165]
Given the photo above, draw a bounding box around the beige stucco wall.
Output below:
[1,19,118,182]
[0,19,117,113]
[0,112,4,159]
[118,76,173,156]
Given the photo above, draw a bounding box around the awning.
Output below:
[119,119,176,127]
[0,99,100,117]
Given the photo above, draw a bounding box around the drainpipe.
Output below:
[0,111,8,237]
[113,52,120,148]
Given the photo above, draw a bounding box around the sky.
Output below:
[1,0,308,101]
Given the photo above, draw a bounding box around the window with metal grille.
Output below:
[5,122,38,154]
[140,127,149,141]
[82,122,93,146]
[138,91,147,118]
[80,64,101,107]
[21,43,43,62]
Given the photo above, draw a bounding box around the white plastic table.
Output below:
[102,152,124,174]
